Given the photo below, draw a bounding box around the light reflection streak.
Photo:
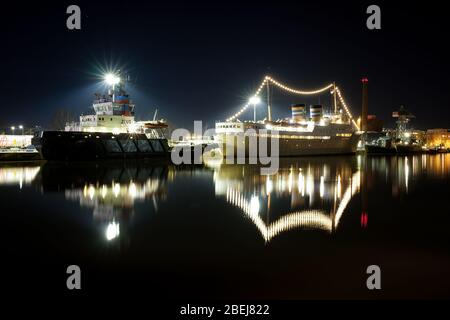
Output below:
[0,166,41,188]
[221,167,361,242]
[69,179,163,220]
[405,157,409,193]
[105,221,120,241]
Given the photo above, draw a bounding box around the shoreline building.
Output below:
[426,129,450,149]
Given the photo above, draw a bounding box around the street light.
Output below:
[19,125,23,135]
[249,96,261,123]
[11,126,15,135]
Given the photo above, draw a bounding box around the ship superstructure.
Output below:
[40,72,170,160]
[215,77,361,157]
[65,72,165,137]
[216,105,358,156]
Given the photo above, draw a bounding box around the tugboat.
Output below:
[366,106,423,155]
[365,135,397,155]
[391,106,423,154]
[40,72,170,161]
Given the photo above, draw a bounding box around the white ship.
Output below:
[215,77,361,157]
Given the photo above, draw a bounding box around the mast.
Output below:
[266,80,272,121]
[333,82,338,114]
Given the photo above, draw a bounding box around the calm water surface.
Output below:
[1,154,450,299]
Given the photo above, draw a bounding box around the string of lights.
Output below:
[266,76,334,95]
[334,86,360,130]
[226,75,360,131]
[226,77,268,122]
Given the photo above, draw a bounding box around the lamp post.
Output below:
[11,126,15,135]
[19,125,24,135]
[104,73,121,102]
[249,96,261,123]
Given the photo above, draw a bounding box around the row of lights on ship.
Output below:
[226,76,359,130]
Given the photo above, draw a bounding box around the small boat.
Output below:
[427,145,448,154]
[0,146,41,161]
[0,134,42,161]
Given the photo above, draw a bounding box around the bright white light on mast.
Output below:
[249,96,261,105]
[104,73,120,86]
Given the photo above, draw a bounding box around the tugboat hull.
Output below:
[41,131,170,161]
[365,144,397,155]
[366,144,423,155]
[395,144,423,154]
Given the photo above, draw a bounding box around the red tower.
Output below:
[361,78,369,132]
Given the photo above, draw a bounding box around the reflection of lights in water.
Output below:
[113,183,121,198]
[101,185,107,198]
[250,195,260,215]
[105,221,120,241]
[334,171,360,228]
[361,212,368,228]
[0,166,41,188]
[306,173,314,203]
[320,176,325,198]
[76,180,161,203]
[203,154,224,170]
[266,178,273,195]
[88,185,95,200]
[337,175,342,198]
[128,182,137,198]
[65,178,163,221]
[288,169,293,193]
[280,176,285,191]
[225,169,361,242]
[421,154,427,170]
[298,172,305,196]
[405,157,409,192]
[227,186,332,242]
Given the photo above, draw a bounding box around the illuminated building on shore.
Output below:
[426,129,450,148]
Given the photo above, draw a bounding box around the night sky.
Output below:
[1,0,449,130]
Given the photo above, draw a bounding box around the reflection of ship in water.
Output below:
[2,154,449,245]
[0,164,41,188]
[39,161,170,243]
[213,157,362,242]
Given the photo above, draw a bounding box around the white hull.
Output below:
[218,134,359,157]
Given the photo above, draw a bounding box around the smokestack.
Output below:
[291,104,306,122]
[310,105,323,123]
[361,78,369,132]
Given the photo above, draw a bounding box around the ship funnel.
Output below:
[310,105,323,123]
[291,104,306,122]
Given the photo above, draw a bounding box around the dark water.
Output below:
[1,154,450,299]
